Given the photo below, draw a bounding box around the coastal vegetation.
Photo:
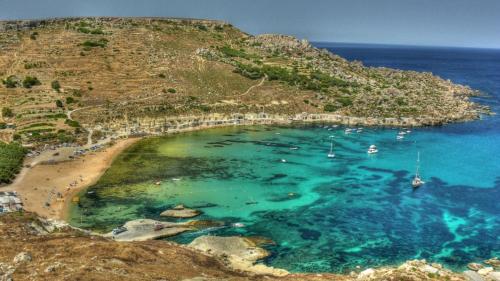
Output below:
[0,141,27,184]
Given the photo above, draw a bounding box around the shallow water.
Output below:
[69,44,500,273]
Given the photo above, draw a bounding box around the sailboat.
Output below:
[327,136,335,158]
[412,152,425,188]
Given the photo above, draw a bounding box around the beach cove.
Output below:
[3,43,499,275]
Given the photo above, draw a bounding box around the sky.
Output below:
[0,0,499,49]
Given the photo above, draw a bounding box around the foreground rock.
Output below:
[189,235,288,277]
[105,219,193,241]
[160,204,202,218]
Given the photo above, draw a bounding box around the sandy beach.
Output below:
[2,138,139,220]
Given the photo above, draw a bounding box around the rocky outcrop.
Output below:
[189,235,288,277]
[160,204,202,218]
[105,219,193,241]
[249,34,313,53]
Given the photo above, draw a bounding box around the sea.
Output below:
[69,43,500,273]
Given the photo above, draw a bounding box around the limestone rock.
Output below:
[13,252,32,264]
[357,268,375,280]
[160,205,201,218]
[421,264,439,274]
[477,267,493,275]
[488,272,500,281]
[468,263,485,271]
[464,270,485,281]
[485,258,500,268]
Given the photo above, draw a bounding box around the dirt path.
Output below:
[239,75,266,97]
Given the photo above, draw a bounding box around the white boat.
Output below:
[367,145,378,154]
[397,135,405,140]
[232,222,245,228]
[412,152,425,188]
[290,147,299,150]
[327,136,335,158]
[345,128,353,134]
[398,131,407,136]
[281,159,287,163]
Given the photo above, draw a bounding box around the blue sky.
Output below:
[0,0,499,48]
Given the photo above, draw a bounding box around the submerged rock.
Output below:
[485,257,500,268]
[160,205,202,218]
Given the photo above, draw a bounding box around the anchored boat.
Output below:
[412,152,425,188]
[367,145,378,154]
[327,136,335,158]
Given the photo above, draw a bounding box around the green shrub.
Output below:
[30,32,38,40]
[66,97,75,104]
[51,80,61,92]
[65,119,80,127]
[2,76,18,88]
[81,38,108,48]
[158,73,166,78]
[77,27,104,34]
[55,100,64,108]
[2,107,14,118]
[0,142,27,184]
[195,24,208,31]
[324,103,338,112]
[167,88,176,93]
[22,76,41,88]
[337,96,353,107]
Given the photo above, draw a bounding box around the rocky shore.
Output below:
[80,111,484,141]
[0,212,499,281]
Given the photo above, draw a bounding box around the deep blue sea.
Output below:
[71,43,500,273]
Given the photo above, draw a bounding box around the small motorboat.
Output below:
[232,222,245,228]
[112,226,128,236]
[281,159,287,163]
[290,147,299,150]
[367,145,378,154]
[397,135,404,140]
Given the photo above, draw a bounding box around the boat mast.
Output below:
[415,152,420,178]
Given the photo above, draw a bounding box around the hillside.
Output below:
[0,17,484,147]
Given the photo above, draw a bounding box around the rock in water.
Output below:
[160,205,201,218]
[468,263,485,271]
[485,257,500,268]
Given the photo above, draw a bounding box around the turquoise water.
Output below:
[70,45,500,273]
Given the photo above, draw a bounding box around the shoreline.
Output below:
[0,111,487,222]
[2,137,140,220]
[1,122,498,279]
